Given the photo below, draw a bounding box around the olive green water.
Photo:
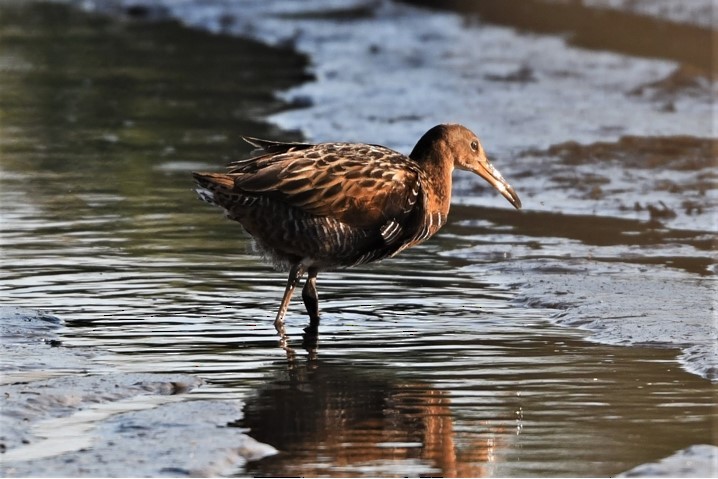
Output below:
[1,3,715,477]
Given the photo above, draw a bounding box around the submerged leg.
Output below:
[301,268,320,345]
[274,263,306,331]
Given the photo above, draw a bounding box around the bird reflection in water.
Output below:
[240,360,510,477]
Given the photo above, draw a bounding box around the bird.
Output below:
[193,124,521,339]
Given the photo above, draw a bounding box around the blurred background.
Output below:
[1,0,716,477]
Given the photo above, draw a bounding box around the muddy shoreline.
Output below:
[0,308,277,477]
[2,308,716,477]
[401,0,715,73]
[2,1,715,476]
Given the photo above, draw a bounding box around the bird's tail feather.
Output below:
[192,172,259,211]
[193,172,234,206]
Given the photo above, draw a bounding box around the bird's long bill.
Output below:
[473,161,522,209]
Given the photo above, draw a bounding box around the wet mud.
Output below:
[401,0,715,73]
[1,1,716,477]
[618,445,718,478]
[0,309,276,477]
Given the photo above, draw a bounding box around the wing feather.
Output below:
[227,140,422,233]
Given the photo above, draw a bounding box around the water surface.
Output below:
[1,3,716,477]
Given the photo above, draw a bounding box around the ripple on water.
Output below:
[1,2,715,476]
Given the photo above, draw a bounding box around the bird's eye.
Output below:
[470,140,479,152]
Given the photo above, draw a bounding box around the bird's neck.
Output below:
[417,148,454,219]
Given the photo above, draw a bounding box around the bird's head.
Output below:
[414,124,522,209]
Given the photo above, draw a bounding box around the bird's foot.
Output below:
[302,322,319,354]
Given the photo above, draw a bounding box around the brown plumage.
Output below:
[193,124,521,337]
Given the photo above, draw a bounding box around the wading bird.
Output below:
[193,124,521,340]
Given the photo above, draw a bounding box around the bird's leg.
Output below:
[274,263,306,332]
[301,268,320,347]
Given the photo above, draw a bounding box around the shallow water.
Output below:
[1,2,716,477]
